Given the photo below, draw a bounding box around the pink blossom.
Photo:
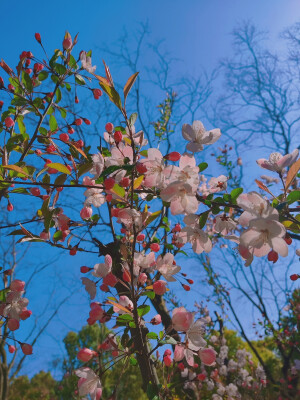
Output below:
[156,253,181,282]
[80,51,96,74]
[90,153,104,178]
[240,218,288,257]
[140,148,165,188]
[178,226,212,254]
[75,367,102,399]
[237,191,278,227]
[182,120,221,152]
[172,307,194,331]
[256,149,299,172]
[208,175,228,193]
[174,345,185,362]
[93,255,112,278]
[161,182,199,215]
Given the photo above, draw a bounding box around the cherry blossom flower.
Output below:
[207,175,228,193]
[182,120,221,152]
[156,253,181,282]
[178,226,212,254]
[214,215,236,235]
[256,149,299,172]
[240,218,288,257]
[75,367,102,399]
[187,319,207,350]
[164,153,199,188]
[84,186,106,208]
[93,255,112,278]
[90,153,104,178]
[237,191,278,227]
[140,148,165,188]
[117,208,143,230]
[161,182,199,215]
[80,51,96,74]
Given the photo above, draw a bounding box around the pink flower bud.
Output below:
[150,314,162,325]
[77,348,96,362]
[105,122,114,133]
[137,233,145,242]
[63,38,72,50]
[165,152,181,161]
[7,319,20,331]
[4,117,14,128]
[80,206,93,220]
[40,231,50,240]
[19,309,32,320]
[163,354,172,367]
[153,280,167,295]
[104,178,115,190]
[138,273,147,285]
[172,307,193,331]
[10,279,25,292]
[150,243,160,252]
[21,343,33,355]
[59,133,69,142]
[114,130,122,143]
[8,345,16,353]
[30,187,41,196]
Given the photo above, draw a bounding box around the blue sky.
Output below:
[1,0,299,379]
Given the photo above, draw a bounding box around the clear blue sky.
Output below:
[1,0,299,378]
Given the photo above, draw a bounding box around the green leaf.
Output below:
[137,305,150,317]
[53,63,66,75]
[49,115,58,132]
[38,71,49,81]
[60,108,67,119]
[17,116,26,135]
[117,314,134,322]
[55,87,62,103]
[47,163,71,175]
[99,82,122,110]
[160,335,177,345]
[129,356,137,366]
[287,190,300,204]
[199,211,209,229]
[0,288,9,302]
[23,72,33,92]
[53,231,63,241]
[145,210,161,227]
[147,332,158,340]
[54,173,68,186]
[198,162,208,172]
[111,183,125,198]
[75,74,86,85]
[231,187,243,201]
[129,112,138,126]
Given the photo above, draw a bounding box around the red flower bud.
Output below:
[105,122,114,133]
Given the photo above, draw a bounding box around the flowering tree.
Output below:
[0,32,299,399]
